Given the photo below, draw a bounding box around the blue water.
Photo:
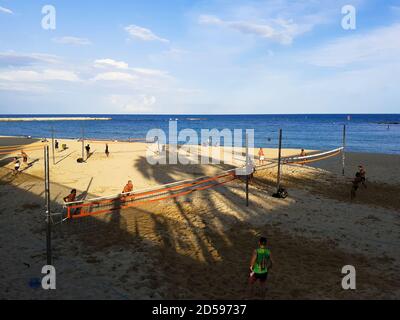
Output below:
[0,114,399,154]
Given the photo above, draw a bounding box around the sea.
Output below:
[0,114,399,155]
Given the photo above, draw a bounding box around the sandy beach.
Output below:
[0,136,399,299]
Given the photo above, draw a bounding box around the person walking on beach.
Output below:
[105,144,109,157]
[350,172,362,200]
[248,237,273,298]
[358,165,367,188]
[85,144,91,159]
[13,157,21,175]
[21,150,28,164]
[258,148,265,165]
[55,140,59,150]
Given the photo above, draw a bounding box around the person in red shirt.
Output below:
[63,189,77,203]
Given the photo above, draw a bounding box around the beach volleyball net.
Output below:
[280,147,343,165]
[0,142,47,155]
[65,169,237,219]
[63,145,344,221]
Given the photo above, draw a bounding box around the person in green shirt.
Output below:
[248,237,273,297]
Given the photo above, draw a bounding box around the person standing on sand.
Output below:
[258,148,265,165]
[13,157,21,175]
[358,165,367,188]
[248,237,273,298]
[350,172,362,200]
[105,144,109,157]
[21,150,28,164]
[299,149,307,165]
[85,144,91,159]
[55,140,59,150]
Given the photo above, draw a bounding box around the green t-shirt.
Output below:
[253,248,270,274]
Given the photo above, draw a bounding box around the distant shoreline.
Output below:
[0,117,112,122]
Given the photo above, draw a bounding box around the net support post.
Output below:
[245,133,249,207]
[44,146,52,265]
[342,125,346,176]
[276,129,283,192]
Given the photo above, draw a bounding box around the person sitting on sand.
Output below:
[63,189,77,203]
[248,237,273,298]
[13,157,21,175]
[122,180,133,194]
[350,172,363,200]
[358,165,367,188]
[105,144,109,157]
[21,150,28,164]
[121,180,134,202]
[258,148,265,165]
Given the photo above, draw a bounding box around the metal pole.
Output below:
[44,146,52,265]
[342,125,346,176]
[81,126,85,160]
[276,129,283,192]
[51,127,55,165]
[245,133,249,207]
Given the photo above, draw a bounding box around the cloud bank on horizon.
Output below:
[0,0,399,114]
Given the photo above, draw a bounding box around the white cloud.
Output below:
[109,94,156,112]
[303,24,400,67]
[0,52,59,67]
[199,14,313,45]
[93,59,169,78]
[92,72,137,82]
[125,25,169,43]
[131,68,168,77]
[53,36,92,46]
[0,69,80,82]
[0,6,13,14]
[94,59,129,69]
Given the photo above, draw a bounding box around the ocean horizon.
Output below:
[0,114,399,155]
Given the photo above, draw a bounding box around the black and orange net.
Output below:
[0,142,48,155]
[65,170,237,220]
[282,147,343,165]
[63,146,344,221]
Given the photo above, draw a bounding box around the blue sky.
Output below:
[0,0,399,114]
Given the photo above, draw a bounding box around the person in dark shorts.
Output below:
[358,165,367,188]
[85,144,91,158]
[248,237,273,297]
[351,172,362,200]
[13,157,21,175]
[105,144,109,157]
[55,140,59,150]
